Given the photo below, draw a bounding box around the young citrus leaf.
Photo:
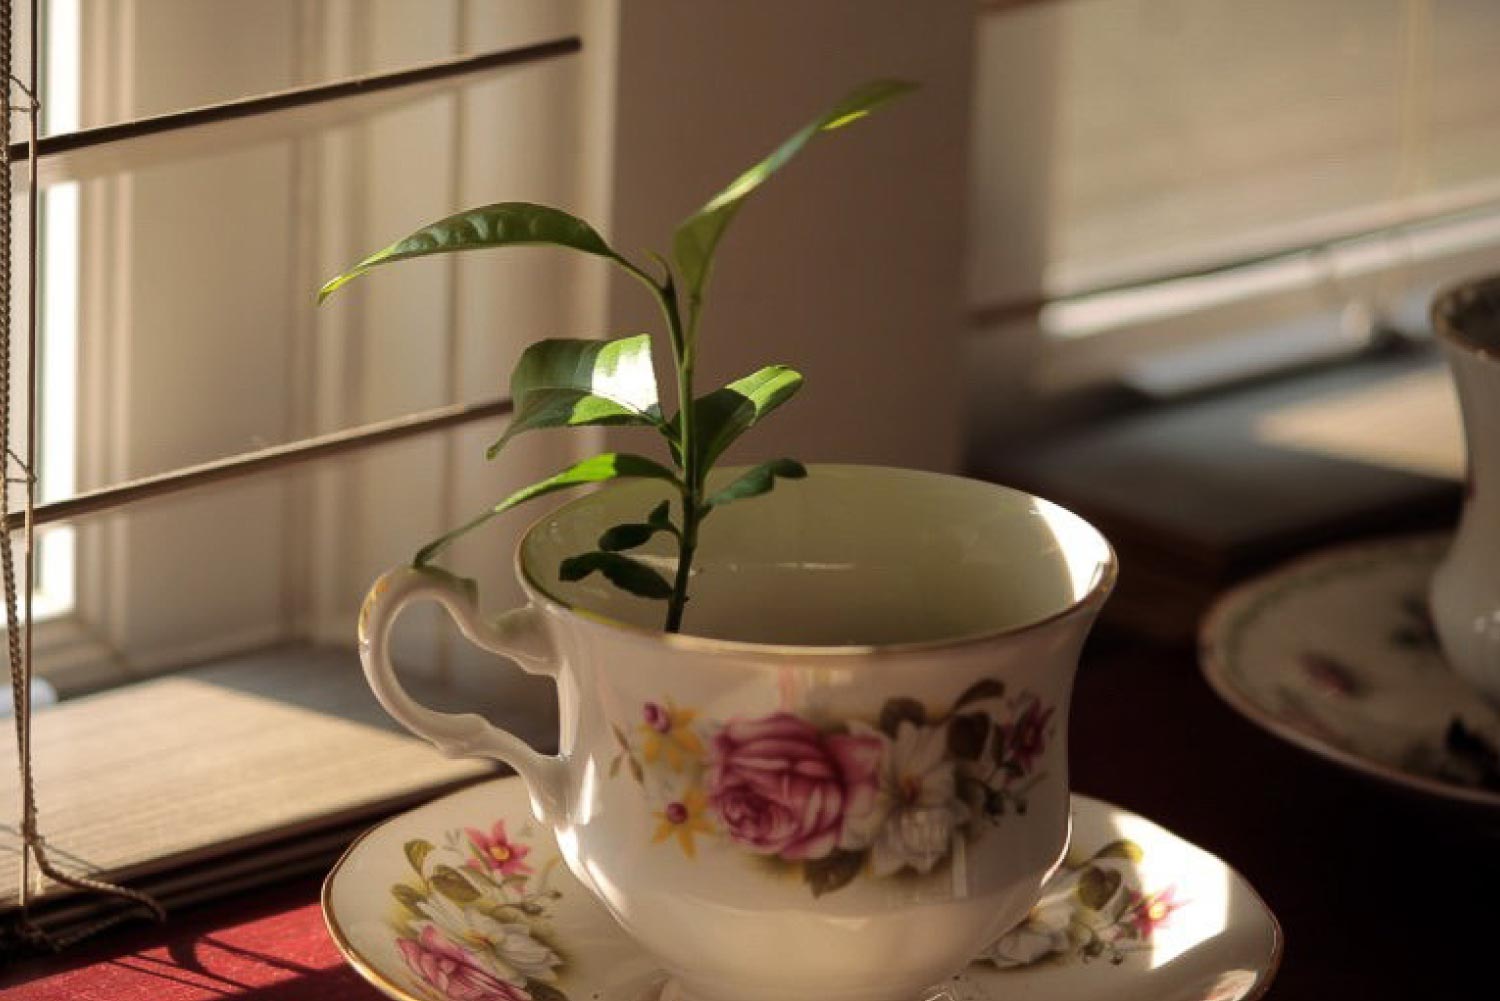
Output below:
[488,335,664,459]
[704,458,806,511]
[671,80,917,316]
[688,366,804,469]
[559,551,674,600]
[412,453,680,566]
[319,202,638,303]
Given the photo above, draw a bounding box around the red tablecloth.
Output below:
[3,881,379,1001]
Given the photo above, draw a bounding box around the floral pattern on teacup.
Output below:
[609,678,1054,896]
[388,820,572,1001]
[979,838,1185,969]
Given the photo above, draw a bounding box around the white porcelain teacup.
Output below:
[1431,277,1500,704]
[359,465,1116,1001]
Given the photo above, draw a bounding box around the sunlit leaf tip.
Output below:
[318,201,627,305]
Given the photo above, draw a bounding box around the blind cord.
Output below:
[2,0,164,954]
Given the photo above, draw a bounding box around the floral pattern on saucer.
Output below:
[608,679,1053,896]
[325,778,1282,1001]
[981,838,1184,970]
[388,820,571,1001]
[1201,534,1500,811]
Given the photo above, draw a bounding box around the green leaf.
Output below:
[430,865,481,904]
[704,458,806,511]
[671,80,918,315]
[488,335,664,459]
[403,839,435,876]
[559,551,674,600]
[413,453,680,566]
[319,202,635,303]
[1076,866,1122,910]
[878,697,926,738]
[647,500,673,529]
[688,366,804,469]
[954,678,1006,711]
[803,850,866,898]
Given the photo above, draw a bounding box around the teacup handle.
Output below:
[358,565,567,826]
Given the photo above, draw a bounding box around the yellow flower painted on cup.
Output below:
[639,699,704,771]
[652,788,714,859]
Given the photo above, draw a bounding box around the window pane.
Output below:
[970,0,1500,302]
[58,0,578,136]
[55,58,584,491]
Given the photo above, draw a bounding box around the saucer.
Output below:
[1200,534,1500,812]
[323,777,1281,1001]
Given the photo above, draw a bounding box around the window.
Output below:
[29,1,593,694]
[3,0,974,933]
[969,0,1500,397]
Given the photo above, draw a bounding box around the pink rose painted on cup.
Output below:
[396,926,532,1001]
[706,712,882,861]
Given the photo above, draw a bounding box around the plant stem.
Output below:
[658,284,699,633]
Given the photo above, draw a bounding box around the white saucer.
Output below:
[1201,534,1500,812]
[323,776,1281,1001]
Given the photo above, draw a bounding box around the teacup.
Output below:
[359,465,1116,1001]
[1431,276,1500,704]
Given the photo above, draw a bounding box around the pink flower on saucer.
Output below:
[706,712,882,861]
[1127,886,1184,939]
[396,926,532,1001]
[464,820,533,878]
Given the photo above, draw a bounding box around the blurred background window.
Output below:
[970,0,1500,396]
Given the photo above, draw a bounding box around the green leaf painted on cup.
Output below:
[878,697,926,738]
[947,712,989,761]
[954,678,1006,711]
[803,850,865,898]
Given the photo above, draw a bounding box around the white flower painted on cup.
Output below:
[848,720,971,877]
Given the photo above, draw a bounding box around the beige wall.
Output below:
[601,2,973,474]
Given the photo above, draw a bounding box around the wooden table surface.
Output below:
[6,626,1490,1000]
